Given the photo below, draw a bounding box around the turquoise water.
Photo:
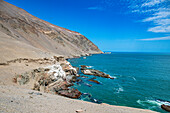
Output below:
[68,52,170,113]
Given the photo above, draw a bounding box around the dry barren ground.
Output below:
[0,85,158,113]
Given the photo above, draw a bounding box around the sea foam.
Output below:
[114,85,124,93]
[137,99,170,108]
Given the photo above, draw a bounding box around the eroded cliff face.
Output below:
[0,0,102,62]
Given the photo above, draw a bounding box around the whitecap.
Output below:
[137,99,170,107]
[114,86,124,93]
[112,76,117,79]
[87,66,93,68]
[117,87,124,93]
[132,77,136,81]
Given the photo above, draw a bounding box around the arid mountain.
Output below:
[0,0,102,63]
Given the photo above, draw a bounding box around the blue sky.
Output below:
[5,0,170,52]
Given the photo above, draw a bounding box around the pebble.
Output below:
[76,109,83,113]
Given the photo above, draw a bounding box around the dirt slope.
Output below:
[0,0,102,63]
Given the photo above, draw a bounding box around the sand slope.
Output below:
[0,31,55,63]
[0,0,102,63]
[0,85,157,113]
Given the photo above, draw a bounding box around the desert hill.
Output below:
[0,0,102,63]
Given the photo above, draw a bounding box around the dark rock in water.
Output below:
[81,75,89,78]
[81,93,92,98]
[161,104,170,112]
[83,82,92,87]
[90,98,102,104]
[76,79,82,83]
[81,67,113,79]
[57,88,82,99]
[81,93,102,104]
[80,65,87,68]
[88,79,100,84]
[80,65,88,70]
[157,99,170,103]
[80,65,92,69]
[51,80,82,99]
[91,77,97,79]
[110,77,114,79]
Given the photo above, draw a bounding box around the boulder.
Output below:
[80,75,89,78]
[57,88,82,99]
[88,79,100,84]
[76,110,83,113]
[80,65,88,70]
[161,104,170,112]
[81,68,113,79]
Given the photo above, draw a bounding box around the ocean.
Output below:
[68,52,170,113]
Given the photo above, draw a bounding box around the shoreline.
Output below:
[0,55,158,113]
[0,85,157,113]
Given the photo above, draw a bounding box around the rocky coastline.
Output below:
[80,65,114,79]
[12,54,114,100]
[0,55,158,113]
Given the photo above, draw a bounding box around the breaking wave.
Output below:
[132,77,136,81]
[114,85,124,94]
[87,66,93,68]
[80,93,102,104]
[137,99,170,109]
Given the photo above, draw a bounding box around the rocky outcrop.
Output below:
[0,0,102,63]
[88,79,100,84]
[13,59,82,99]
[80,65,114,79]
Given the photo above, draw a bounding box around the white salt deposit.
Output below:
[46,65,66,79]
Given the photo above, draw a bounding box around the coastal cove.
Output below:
[68,52,170,113]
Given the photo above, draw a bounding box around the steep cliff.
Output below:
[0,0,102,62]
